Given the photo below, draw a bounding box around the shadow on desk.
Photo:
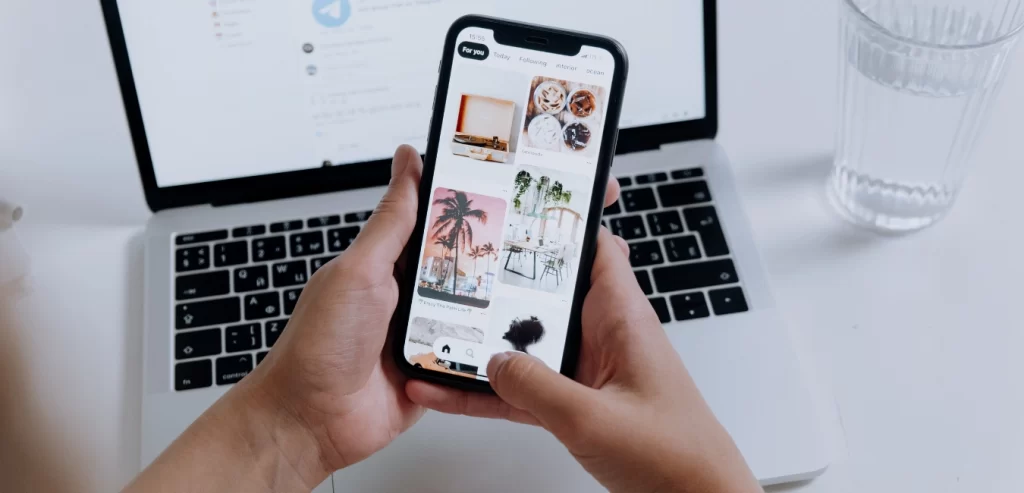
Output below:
[736,153,888,277]
[118,232,145,486]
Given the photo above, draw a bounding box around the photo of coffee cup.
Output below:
[528,114,563,151]
[562,121,592,151]
[567,89,597,119]
[533,81,567,114]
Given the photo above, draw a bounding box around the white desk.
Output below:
[3,1,1024,491]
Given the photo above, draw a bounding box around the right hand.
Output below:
[406,229,763,493]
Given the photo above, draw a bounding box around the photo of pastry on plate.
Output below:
[522,77,607,158]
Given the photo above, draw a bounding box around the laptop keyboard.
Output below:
[603,167,748,324]
[169,166,746,392]
[172,211,372,391]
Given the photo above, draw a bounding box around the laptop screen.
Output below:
[115,1,706,188]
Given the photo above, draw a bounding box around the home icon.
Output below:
[441,344,451,354]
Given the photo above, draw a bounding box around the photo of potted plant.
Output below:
[499,166,592,295]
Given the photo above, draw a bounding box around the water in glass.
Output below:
[832,0,1024,232]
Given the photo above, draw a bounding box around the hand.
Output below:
[243,145,428,477]
[124,145,625,493]
[406,229,763,493]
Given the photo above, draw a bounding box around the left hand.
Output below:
[242,145,428,478]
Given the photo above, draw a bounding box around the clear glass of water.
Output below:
[831,0,1024,232]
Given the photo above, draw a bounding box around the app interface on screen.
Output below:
[116,0,702,187]
[402,27,616,381]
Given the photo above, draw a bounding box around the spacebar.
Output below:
[652,259,739,293]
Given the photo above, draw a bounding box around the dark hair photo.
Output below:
[502,316,546,353]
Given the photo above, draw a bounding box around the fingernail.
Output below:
[391,145,413,178]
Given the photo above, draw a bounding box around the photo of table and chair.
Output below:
[498,165,592,295]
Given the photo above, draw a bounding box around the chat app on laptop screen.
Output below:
[402,25,616,380]
[114,1,705,187]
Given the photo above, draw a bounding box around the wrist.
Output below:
[223,372,333,491]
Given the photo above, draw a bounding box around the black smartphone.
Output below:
[393,15,628,392]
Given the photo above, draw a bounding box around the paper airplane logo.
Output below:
[312,0,350,27]
[319,0,340,19]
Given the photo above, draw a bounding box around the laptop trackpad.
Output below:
[332,411,600,492]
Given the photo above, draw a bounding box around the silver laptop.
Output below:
[101,0,827,490]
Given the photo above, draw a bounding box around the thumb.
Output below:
[487,352,595,434]
[347,145,423,264]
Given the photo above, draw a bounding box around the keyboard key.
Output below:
[176,230,228,245]
[175,328,221,360]
[283,288,302,315]
[175,360,212,391]
[671,168,705,180]
[256,351,270,365]
[310,255,336,275]
[646,210,684,236]
[683,207,730,257]
[635,172,669,184]
[264,319,288,347]
[270,220,303,233]
[232,225,266,238]
[604,200,622,215]
[244,292,281,320]
[176,246,210,272]
[307,215,341,228]
[652,259,739,293]
[649,297,671,323]
[290,231,325,257]
[634,270,654,295]
[617,176,633,187]
[216,355,253,385]
[709,287,749,315]
[176,297,241,329]
[225,323,262,353]
[272,261,308,287]
[664,235,702,262]
[657,180,712,207]
[345,211,374,223]
[176,270,230,300]
[670,292,711,321]
[252,236,287,261]
[621,188,658,212]
[609,216,647,240]
[629,241,665,267]
[234,265,270,292]
[328,227,360,252]
[214,241,248,267]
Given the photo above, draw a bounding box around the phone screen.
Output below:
[402,25,618,382]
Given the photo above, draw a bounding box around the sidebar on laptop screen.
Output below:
[114,0,705,187]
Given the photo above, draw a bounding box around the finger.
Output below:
[405,380,539,426]
[591,228,636,285]
[603,177,620,208]
[613,235,629,258]
[486,352,595,434]
[347,145,423,264]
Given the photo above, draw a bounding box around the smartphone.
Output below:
[393,15,628,392]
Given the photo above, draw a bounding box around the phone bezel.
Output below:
[392,15,629,392]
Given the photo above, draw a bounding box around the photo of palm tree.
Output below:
[418,188,507,308]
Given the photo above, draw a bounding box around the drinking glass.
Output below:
[831,0,1024,232]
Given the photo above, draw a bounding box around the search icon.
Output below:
[465,348,475,358]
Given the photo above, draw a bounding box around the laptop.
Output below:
[100,0,828,490]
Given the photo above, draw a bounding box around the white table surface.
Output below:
[4,1,1024,492]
